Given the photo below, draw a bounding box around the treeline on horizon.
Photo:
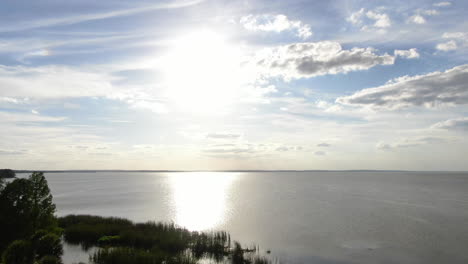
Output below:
[0,171,274,264]
[0,169,15,179]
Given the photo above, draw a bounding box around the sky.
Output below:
[0,0,467,170]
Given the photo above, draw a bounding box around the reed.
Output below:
[59,215,274,264]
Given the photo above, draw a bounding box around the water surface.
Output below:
[18,171,468,264]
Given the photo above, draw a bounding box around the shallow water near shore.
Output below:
[17,171,468,264]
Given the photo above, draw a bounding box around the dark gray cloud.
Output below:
[337,64,468,109]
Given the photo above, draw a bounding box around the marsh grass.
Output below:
[59,215,274,264]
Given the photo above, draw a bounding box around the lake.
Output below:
[17,171,468,264]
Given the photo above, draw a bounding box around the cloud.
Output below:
[31,109,39,115]
[433,2,451,7]
[127,100,168,114]
[377,137,447,150]
[0,150,27,156]
[314,151,326,156]
[436,32,468,51]
[255,41,394,80]
[0,97,21,104]
[443,32,468,39]
[275,146,289,152]
[203,146,255,154]
[431,117,468,130]
[0,111,65,123]
[240,14,312,39]
[436,40,458,51]
[407,7,440,25]
[241,85,277,104]
[206,133,241,139]
[0,0,205,33]
[337,64,468,109]
[275,145,303,152]
[0,65,115,98]
[365,10,391,28]
[317,143,331,147]
[408,15,426,24]
[394,48,420,59]
[348,8,391,32]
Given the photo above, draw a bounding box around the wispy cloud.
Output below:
[240,14,312,39]
[431,117,468,130]
[0,0,204,33]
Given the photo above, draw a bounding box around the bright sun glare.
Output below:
[169,172,238,231]
[161,30,243,113]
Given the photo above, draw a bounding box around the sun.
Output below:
[161,29,243,114]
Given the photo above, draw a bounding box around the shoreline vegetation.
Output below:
[0,171,274,264]
[60,215,272,264]
[0,169,15,179]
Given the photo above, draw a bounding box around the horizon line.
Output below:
[11,169,468,173]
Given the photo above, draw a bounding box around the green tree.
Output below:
[29,172,56,231]
[0,177,4,191]
[0,169,15,179]
[37,255,62,264]
[35,233,63,260]
[2,240,33,264]
[0,172,56,251]
[0,178,34,250]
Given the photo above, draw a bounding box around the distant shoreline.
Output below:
[13,169,468,173]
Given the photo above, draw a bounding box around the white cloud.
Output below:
[206,133,241,139]
[407,8,439,25]
[0,65,115,98]
[443,32,468,40]
[254,41,394,80]
[377,137,447,150]
[241,85,277,104]
[127,99,168,114]
[240,14,312,39]
[431,117,468,130]
[0,97,20,104]
[408,15,426,24]
[348,8,365,25]
[337,64,468,109]
[436,32,468,51]
[433,2,451,7]
[366,10,391,28]
[394,48,420,59]
[348,8,391,32]
[436,40,458,51]
[0,111,65,123]
[0,0,205,33]
[422,9,439,15]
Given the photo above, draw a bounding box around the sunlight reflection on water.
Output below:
[169,172,239,231]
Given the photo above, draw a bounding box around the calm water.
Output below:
[18,171,468,264]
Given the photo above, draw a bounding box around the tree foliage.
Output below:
[0,172,60,261]
[2,240,33,264]
[0,169,15,179]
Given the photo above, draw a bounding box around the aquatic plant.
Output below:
[59,215,274,264]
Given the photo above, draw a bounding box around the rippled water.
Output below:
[17,171,468,264]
